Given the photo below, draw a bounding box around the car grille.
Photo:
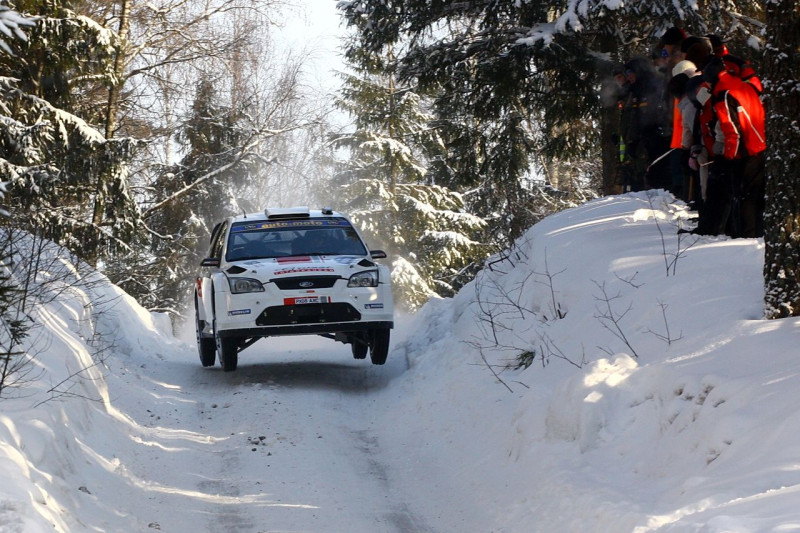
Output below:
[271,276,340,290]
[256,303,361,326]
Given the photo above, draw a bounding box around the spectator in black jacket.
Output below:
[618,57,669,192]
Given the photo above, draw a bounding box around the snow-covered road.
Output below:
[98,332,450,533]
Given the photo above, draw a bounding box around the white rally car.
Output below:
[194,207,394,371]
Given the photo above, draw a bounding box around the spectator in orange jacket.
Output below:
[703,57,766,238]
[668,60,706,212]
[658,27,689,199]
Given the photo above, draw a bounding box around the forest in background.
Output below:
[0,0,796,367]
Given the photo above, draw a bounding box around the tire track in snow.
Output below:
[350,428,435,533]
[178,342,428,532]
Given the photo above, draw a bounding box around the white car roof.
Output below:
[229,207,344,224]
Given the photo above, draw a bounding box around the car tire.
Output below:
[214,323,239,372]
[351,333,368,360]
[369,329,390,365]
[196,299,216,367]
[211,287,237,372]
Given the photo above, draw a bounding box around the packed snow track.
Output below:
[103,334,449,533]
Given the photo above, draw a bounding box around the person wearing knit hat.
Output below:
[658,26,687,71]
[680,36,713,56]
[685,41,713,70]
[662,27,688,46]
[676,36,714,70]
[672,60,698,78]
[667,59,707,211]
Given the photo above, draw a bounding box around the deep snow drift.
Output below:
[1,191,799,532]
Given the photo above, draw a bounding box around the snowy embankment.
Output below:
[384,191,800,532]
[1,190,799,532]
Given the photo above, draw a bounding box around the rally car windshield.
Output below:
[225,218,368,262]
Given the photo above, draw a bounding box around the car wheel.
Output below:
[196,299,216,367]
[213,318,238,372]
[351,333,368,360]
[369,329,390,365]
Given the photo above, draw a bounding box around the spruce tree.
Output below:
[0,0,137,263]
[117,77,257,315]
[0,9,34,396]
[334,43,486,309]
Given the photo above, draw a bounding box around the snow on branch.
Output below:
[0,77,107,146]
[515,0,695,47]
[140,121,314,220]
[0,6,36,55]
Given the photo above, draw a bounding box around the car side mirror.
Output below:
[370,250,387,259]
[200,257,221,267]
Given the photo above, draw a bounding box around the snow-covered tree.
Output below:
[763,0,800,319]
[334,43,487,309]
[0,5,33,55]
[0,74,139,263]
[115,76,251,314]
[337,0,766,231]
[0,4,32,398]
[335,1,611,239]
[342,179,487,309]
[0,0,138,262]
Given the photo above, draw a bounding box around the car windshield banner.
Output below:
[230,218,352,233]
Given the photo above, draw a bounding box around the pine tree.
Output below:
[0,0,138,263]
[116,76,257,315]
[0,0,115,121]
[336,1,615,240]
[334,43,486,309]
[0,9,33,396]
[763,0,800,319]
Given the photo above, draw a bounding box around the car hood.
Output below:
[228,255,374,281]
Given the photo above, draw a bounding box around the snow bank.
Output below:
[0,239,185,532]
[384,191,800,532]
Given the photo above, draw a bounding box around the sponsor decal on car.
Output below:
[229,309,252,316]
[230,219,351,233]
[274,266,336,276]
[364,303,384,309]
[284,296,331,305]
[276,256,313,264]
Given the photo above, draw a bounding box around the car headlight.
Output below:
[228,277,265,294]
[348,270,379,288]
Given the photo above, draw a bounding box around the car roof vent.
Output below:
[321,207,333,215]
[264,206,310,220]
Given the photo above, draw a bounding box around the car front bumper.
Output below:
[212,281,394,339]
[216,320,394,339]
